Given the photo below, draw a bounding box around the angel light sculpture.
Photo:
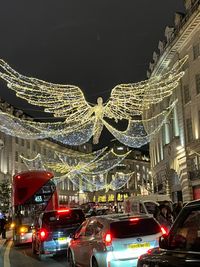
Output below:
[0,56,187,147]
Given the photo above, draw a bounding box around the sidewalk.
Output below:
[0,231,12,251]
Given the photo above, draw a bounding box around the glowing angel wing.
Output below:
[104,56,188,120]
[0,59,91,122]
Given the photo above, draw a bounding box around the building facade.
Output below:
[147,0,200,202]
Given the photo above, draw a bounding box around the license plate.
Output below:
[58,237,67,244]
[128,242,150,249]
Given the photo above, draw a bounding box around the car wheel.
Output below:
[68,250,75,267]
[92,258,99,267]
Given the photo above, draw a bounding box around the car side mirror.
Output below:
[159,235,168,249]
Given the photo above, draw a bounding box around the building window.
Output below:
[183,85,191,104]
[193,43,200,60]
[186,118,193,143]
[27,142,30,149]
[195,74,200,94]
[33,143,36,151]
[15,151,18,162]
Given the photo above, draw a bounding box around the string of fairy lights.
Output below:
[0,56,188,147]
[20,148,133,192]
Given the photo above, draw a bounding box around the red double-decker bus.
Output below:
[12,170,58,246]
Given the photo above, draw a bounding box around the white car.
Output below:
[68,213,165,267]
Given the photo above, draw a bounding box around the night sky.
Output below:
[0,0,185,147]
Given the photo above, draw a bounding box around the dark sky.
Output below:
[0,0,185,147]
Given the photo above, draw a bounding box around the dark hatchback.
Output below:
[32,208,85,260]
[137,200,200,267]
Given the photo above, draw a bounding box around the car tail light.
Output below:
[104,233,112,246]
[57,209,70,214]
[39,228,48,240]
[160,226,168,236]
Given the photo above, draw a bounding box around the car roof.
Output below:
[184,199,200,207]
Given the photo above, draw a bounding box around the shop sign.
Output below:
[116,192,130,202]
[98,195,107,203]
[107,194,115,202]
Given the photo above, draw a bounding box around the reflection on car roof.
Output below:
[185,200,200,207]
[96,213,153,222]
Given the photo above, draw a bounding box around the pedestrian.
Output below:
[156,204,173,232]
[0,214,7,239]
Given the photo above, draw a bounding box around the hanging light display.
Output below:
[20,148,132,192]
[0,56,187,147]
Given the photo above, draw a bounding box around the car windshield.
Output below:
[42,210,85,227]
[110,217,160,238]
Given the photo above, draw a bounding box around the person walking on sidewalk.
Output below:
[0,214,7,239]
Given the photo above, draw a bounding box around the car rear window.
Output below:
[42,209,85,227]
[110,218,161,238]
[144,202,158,215]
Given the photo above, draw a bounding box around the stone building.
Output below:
[147,0,200,202]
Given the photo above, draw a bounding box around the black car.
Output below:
[137,200,200,267]
[32,208,85,260]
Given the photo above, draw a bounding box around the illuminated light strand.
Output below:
[103,100,177,147]
[104,172,134,192]
[0,112,95,145]
[55,147,107,165]
[45,149,131,176]
[0,57,188,147]
[20,150,132,192]
[20,154,46,170]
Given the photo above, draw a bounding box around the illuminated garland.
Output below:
[0,56,187,147]
[103,100,177,147]
[20,154,46,170]
[55,146,107,165]
[105,172,134,192]
[45,149,131,176]
[20,149,132,192]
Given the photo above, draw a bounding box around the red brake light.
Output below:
[39,228,47,240]
[147,248,153,254]
[105,233,112,246]
[57,209,70,214]
[161,226,167,235]
[129,218,139,222]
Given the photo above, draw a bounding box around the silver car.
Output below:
[68,213,164,267]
